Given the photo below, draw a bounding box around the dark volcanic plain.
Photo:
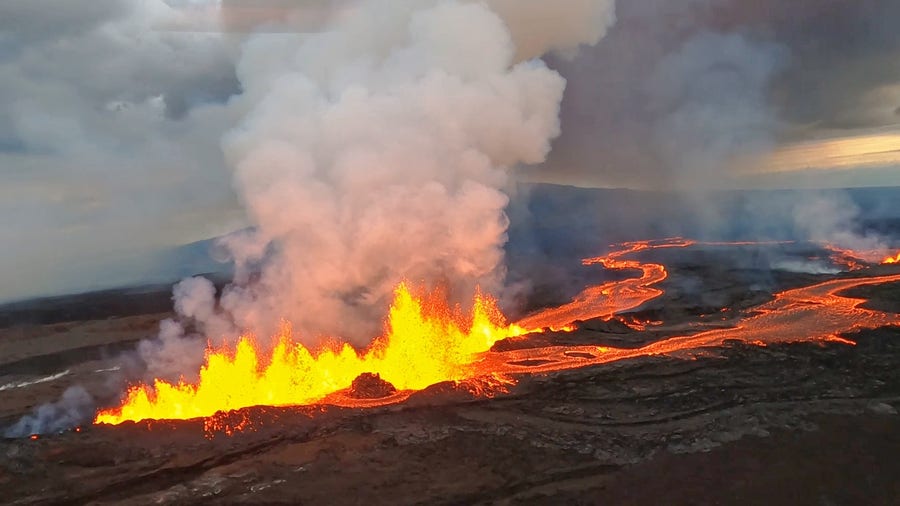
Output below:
[2,248,900,505]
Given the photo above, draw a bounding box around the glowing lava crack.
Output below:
[95,239,900,430]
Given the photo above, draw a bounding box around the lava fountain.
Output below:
[883,252,900,265]
[95,283,527,425]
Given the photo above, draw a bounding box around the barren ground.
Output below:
[2,251,899,505]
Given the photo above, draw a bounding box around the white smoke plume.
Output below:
[4,386,94,437]
[139,0,618,377]
[792,190,889,260]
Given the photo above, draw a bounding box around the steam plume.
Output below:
[146,0,617,376]
[792,190,888,259]
[4,386,93,438]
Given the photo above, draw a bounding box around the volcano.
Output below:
[3,212,900,504]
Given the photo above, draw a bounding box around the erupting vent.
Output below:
[95,283,528,425]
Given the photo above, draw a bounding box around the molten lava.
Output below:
[823,244,900,269]
[823,244,867,271]
[94,238,900,433]
[515,238,692,331]
[477,272,900,377]
[96,240,682,427]
[95,284,526,426]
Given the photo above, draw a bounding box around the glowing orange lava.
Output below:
[515,238,693,331]
[822,244,900,269]
[478,272,900,377]
[95,283,527,426]
[822,244,868,271]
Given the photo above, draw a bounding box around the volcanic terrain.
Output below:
[2,238,900,505]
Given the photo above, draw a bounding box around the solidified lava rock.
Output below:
[348,373,397,399]
[581,317,631,334]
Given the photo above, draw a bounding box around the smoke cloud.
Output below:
[527,0,898,257]
[4,386,94,437]
[138,0,617,378]
[9,0,900,435]
[5,1,618,432]
[644,32,787,186]
[792,191,888,259]
[0,0,243,302]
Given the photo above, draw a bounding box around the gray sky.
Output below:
[1,0,899,302]
[533,0,900,188]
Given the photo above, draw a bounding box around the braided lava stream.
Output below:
[478,271,900,378]
[94,239,900,431]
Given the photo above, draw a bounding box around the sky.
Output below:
[531,0,900,189]
[1,0,899,302]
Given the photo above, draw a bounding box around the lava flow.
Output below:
[824,244,900,269]
[95,283,527,425]
[515,238,694,331]
[823,244,867,271]
[94,239,900,431]
[479,272,900,377]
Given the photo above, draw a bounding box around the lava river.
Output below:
[478,271,900,378]
[94,239,900,429]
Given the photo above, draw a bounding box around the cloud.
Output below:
[0,0,617,303]
[538,26,787,189]
[2,0,899,304]
[528,0,900,188]
[4,386,94,437]
[0,0,242,301]
[643,32,787,185]
[769,0,900,133]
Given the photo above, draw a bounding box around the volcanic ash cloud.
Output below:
[157,0,617,368]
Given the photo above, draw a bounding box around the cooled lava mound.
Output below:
[348,373,397,399]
